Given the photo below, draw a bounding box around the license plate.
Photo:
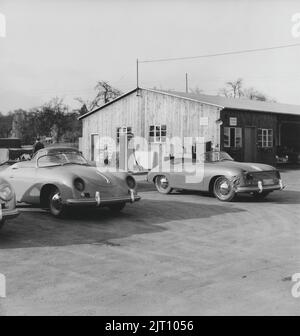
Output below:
[263,179,274,185]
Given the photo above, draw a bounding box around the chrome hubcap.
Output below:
[158,176,169,190]
[51,192,62,210]
[220,181,230,195]
[217,179,231,196]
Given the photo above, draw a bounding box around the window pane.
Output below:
[224,127,230,147]
[230,128,235,147]
[235,128,242,147]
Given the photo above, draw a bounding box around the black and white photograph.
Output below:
[0,0,300,319]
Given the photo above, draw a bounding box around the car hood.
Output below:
[212,160,276,172]
[0,176,10,185]
[52,164,124,186]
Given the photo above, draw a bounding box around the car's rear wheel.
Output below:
[49,188,67,217]
[0,219,5,230]
[155,175,173,194]
[252,191,270,200]
[109,202,126,212]
[213,176,236,202]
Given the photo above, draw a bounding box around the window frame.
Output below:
[258,128,273,148]
[223,127,242,148]
[116,126,132,143]
[149,124,167,143]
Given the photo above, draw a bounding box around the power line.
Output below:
[139,42,300,63]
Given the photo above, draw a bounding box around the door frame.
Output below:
[90,133,99,161]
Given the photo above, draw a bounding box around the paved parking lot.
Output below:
[1,169,300,315]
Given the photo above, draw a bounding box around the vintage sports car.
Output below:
[0,147,140,217]
[0,177,19,230]
[147,151,284,201]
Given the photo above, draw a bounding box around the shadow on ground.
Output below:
[231,189,300,205]
[0,199,244,249]
[172,187,300,205]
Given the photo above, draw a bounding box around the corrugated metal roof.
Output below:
[156,89,300,116]
[79,87,300,120]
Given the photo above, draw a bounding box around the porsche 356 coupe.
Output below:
[147,150,284,201]
[0,147,140,217]
[0,177,19,230]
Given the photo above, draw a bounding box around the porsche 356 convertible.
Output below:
[147,150,284,201]
[0,147,140,217]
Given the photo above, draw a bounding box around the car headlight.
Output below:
[0,184,13,201]
[126,175,136,190]
[74,178,85,192]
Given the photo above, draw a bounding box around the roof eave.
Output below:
[78,88,138,120]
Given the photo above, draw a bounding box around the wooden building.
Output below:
[79,88,300,168]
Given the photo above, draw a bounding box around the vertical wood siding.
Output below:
[81,89,221,160]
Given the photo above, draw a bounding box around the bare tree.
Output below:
[190,86,203,95]
[243,87,268,101]
[220,78,244,98]
[75,81,122,112]
[219,78,275,102]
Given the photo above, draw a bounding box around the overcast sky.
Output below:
[0,0,300,113]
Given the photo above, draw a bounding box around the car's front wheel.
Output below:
[0,219,5,230]
[155,175,173,194]
[49,188,67,217]
[213,176,236,202]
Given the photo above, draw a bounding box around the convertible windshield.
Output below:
[202,151,234,163]
[37,152,88,167]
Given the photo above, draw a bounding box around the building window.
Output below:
[258,128,273,148]
[224,127,242,148]
[117,126,132,143]
[149,125,167,143]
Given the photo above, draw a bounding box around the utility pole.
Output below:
[185,73,188,93]
[136,59,139,88]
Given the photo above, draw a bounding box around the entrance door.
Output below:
[244,127,256,162]
[91,134,99,161]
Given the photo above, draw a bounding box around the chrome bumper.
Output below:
[0,208,20,221]
[235,180,284,194]
[65,194,141,207]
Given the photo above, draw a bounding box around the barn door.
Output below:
[244,127,256,162]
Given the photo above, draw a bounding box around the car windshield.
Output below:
[37,152,88,167]
[202,151,234,163]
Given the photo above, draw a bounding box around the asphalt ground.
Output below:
[0,169,300,315]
